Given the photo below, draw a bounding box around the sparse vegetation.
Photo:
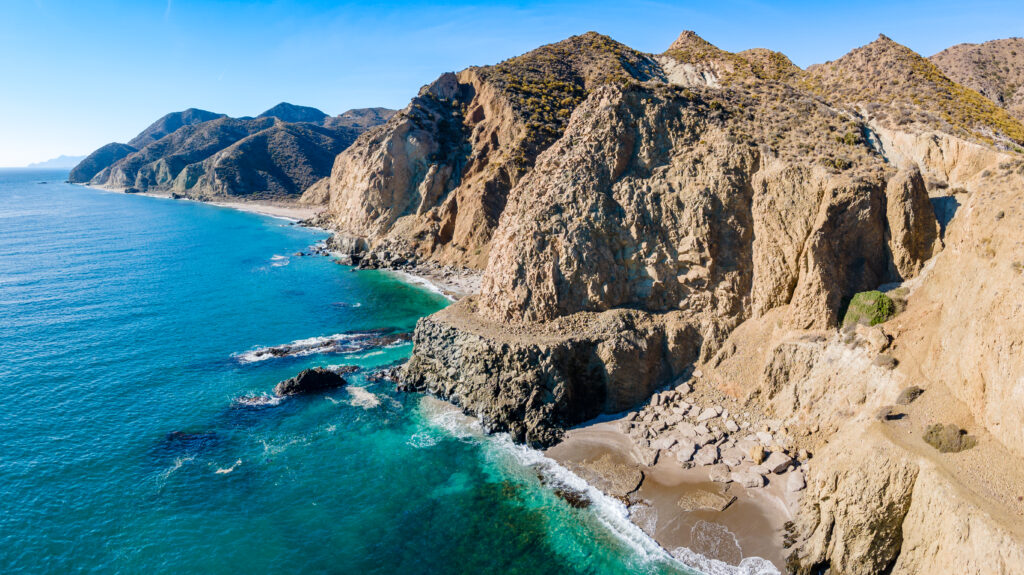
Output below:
[923,423,977,453]
[842,290,896,327]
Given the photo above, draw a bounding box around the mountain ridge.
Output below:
[71,104,396,200]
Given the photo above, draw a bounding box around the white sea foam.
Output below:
[387,270,455,302]
[215,459,242,474]
[234,331,409,363]
[407,431,440,449]
[155,455,195,489]
[419,396,781,575]
[233,393,283,407]
[270,254,290,267]
[346,386,381,409]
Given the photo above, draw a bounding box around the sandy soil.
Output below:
[547,419,796,571]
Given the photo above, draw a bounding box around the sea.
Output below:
[0,170,764,574]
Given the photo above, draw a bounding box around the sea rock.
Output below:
[725,419,739,432]
[273,367,347,396]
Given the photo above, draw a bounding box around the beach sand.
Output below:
[80,184,321,222]
[547,419,795,571]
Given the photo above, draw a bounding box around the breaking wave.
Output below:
[234,330,411,363]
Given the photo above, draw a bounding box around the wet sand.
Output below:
[547,419,795,571]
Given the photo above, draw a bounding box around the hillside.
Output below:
[303,30,1024,573]
[931,37,1024,122]
[71,104,394,200]
[806,34,1024,149]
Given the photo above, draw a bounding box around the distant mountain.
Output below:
[71,104,396,200]
[27,155,86,169]
[931,37,1024,122]
[258,102,329,124]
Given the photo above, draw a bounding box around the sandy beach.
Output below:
[79,183,321,222]
[547,419,796,572]
[387,263,483,301]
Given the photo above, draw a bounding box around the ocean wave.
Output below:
[215,459,242,474]
[387,270,455,302]
[420,397,780,575]
[234,330,411,363]
[270,254,289,267]
[233,393,283,408]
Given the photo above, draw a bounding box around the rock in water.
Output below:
[274,368,347,396]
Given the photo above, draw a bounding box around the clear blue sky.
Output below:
[2,0,1023,166]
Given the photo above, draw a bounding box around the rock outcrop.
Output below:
[274,367,347,396]
[71,105,395,200]
[304,32,662,267]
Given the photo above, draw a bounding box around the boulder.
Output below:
[696,407,719,422]
[749,445,767,464]
[765,451,793,474]
[731,470,766,488]
[787,470,806,492]
[273,368,347,396]
[675,443,697,463]
[708,464,733,483]
[694,445,719,466]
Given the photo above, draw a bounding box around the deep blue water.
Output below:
[0,170,697,574]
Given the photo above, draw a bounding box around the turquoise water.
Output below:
[0,170,697,574]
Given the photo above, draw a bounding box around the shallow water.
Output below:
[0,170,704,574]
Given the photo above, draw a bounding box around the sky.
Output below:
[1,0,1023,167]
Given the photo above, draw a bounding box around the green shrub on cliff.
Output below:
[842,290,896,327]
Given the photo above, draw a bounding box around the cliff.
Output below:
[379,31,1024,573]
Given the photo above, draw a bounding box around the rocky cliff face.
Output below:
[402,37,950,449]
[384,30,1024,573]
[71,105,394,200]
[303,32,662,267]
